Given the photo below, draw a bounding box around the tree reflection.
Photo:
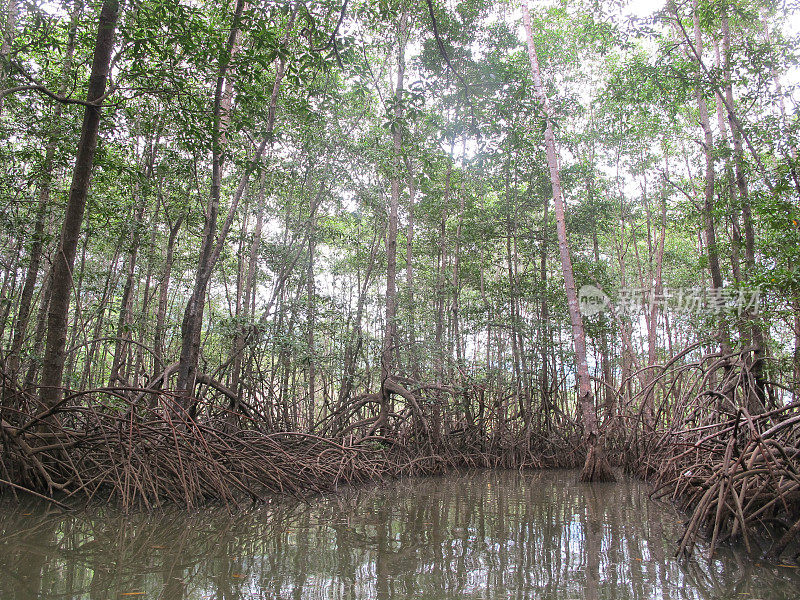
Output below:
[0,471,798,599]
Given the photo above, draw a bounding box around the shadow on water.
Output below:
[1,470,799,599]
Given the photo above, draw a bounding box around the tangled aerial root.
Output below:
[624,346,800,561]
[12,348,797,563]
[647,404,800,560]
[0,399,437,511]
[0,386,586,513]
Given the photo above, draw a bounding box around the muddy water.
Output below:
[0,470,798,599]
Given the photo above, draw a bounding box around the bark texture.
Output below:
[39,0,120,409]
[522,4,613,482]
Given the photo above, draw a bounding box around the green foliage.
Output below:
[0,0,797,422]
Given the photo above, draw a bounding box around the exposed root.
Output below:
[580,436,616,483]
[6,344,795,564]
[0,385,586,512]
[623,346,800,561]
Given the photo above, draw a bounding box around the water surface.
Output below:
[1,470,798,599]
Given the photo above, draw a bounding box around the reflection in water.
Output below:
[1,470,799,599]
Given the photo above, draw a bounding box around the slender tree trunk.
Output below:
[175,0,249,407]
[616,205,637,408]
[540,185,551,432]
[432,158,452,447]
[228,8,296,408]
[109,190,144,385]
[404,160,420,383]
[230,178,264,408]
[505,161,523,435]
[80,263,118,390]
[23,267,52,391]
[641,177,667,430]
[591,229,614,428]
[306,183,318,431]
[451,145,472,433]
[522,4,613,481]
[134,209,157,385]
[39,0,120,410]
[0,238,21,346]
[334,226,379,434]
[110,128,160,385]
[691,4,730,353]
[586,154,615,429]
[722,11,767,412]
[153,214,183,387]
[66,234,90,388]
[377,8,407,437]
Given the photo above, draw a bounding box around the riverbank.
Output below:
[2,371,799,562]
[0,395,584,511]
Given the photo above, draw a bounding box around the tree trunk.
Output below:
[110,128,160,386]
[39,0,120,410]
[451,144,473,434]
[722,11,767,412]
[522,4,613,481]
[505,160,524,436]
[334,226,379,435]
[643,175,667,430]
[377,8,407,437]
[229,178,264,408]
[109,187,145,385]
[153,213,183,388]
[306,182,318,431]
[404,159,420,383]
[432,157,452,447]
[591,229,614,429]
[175,0,246,408]
[690,3,730,353]
[540,183,551,432]
[23,267,52,391]
[227,9,295,410]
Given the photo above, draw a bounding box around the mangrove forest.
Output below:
[1,0,800,595]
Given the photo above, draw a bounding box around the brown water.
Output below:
[0,470,798,599]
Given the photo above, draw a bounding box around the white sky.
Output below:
[626,0,664,17]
